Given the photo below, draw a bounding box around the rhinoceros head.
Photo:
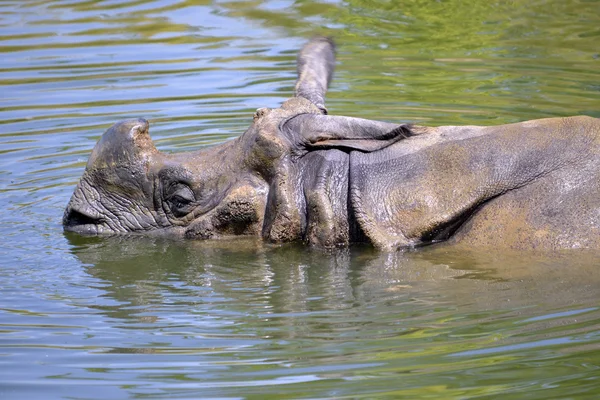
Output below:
[63,115,270,239]
[63,37,411,245]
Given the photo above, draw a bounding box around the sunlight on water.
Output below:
[0,0,599,399]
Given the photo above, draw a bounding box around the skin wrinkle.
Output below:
[159,182,180,226]
[111,195,140,232]
[300,150,350,246]
[65,112,599,250]
[157,175,189,227]
[130,202,156,231]
[96,182,139,233]
[150,177,169,229]
[351,116,600,249]
[121,212,141,231]
[81,180,108,226]
[348,178,411,249]
[101,206,121,233]
[63,37,600,251]
[157,165,229,228]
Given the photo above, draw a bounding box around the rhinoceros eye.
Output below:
[166,183,196,217]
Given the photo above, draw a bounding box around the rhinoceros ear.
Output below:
[283,114,414,153]
[295,36,336,114]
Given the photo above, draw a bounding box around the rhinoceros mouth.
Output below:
[63,207,106,234]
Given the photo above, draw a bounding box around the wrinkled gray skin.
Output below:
[64,37,600,251]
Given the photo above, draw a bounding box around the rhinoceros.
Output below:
[64,37,600,251]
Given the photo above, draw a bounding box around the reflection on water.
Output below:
[0,0,599,398]
[5,235,600,398]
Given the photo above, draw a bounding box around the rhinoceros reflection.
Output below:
[68,234,600,329]
[64,37,600,251]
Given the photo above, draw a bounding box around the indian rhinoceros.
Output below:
[64,37,600,251]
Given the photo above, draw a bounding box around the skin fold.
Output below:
[64,37,600,251]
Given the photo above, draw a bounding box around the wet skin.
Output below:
[64,37,600,251]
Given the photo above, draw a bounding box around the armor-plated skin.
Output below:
[351,117,600,250]
[64,37,600,251]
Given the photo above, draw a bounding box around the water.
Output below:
[1,0,599,398]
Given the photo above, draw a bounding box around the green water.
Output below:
[1,0,599,398]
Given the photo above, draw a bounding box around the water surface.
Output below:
[1,0,599,398]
